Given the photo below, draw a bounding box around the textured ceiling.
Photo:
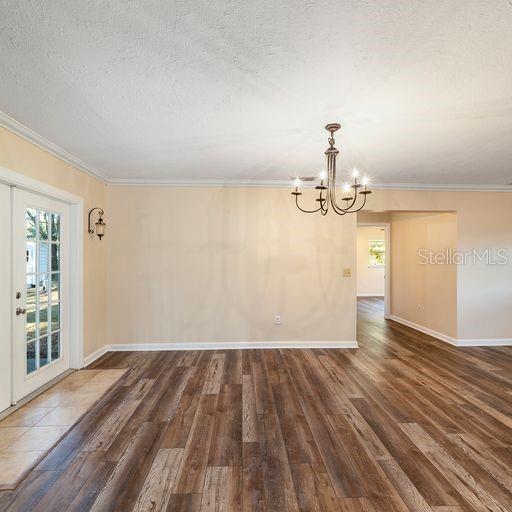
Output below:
[1,0,512,185]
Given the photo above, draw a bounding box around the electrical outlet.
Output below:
[343,268,352,277]
[417,304,423,311]
[275,315,281,325]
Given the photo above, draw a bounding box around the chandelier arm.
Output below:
[295,193,322,213]
[337,191,367,213]
[350,191,368,212]
[329,179,351,215]
[318,188,329,213]
[334,182,362,213]
[320,187,329,215]
[331,197,348,215]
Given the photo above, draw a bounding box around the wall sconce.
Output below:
[88,207,106,240]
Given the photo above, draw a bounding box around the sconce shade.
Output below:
[95,218,106,239]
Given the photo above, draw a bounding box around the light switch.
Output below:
[343,268,352,277]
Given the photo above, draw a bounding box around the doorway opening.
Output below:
[356,210,458,346]
[356,222,390,320]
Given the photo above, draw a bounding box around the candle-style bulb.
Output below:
[361,176,369,186]
[342,182,351,193]
[319,169,327,181]
[352,168,359,179]
[294,177,301,188]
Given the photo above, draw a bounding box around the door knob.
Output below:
[16,308,26,316]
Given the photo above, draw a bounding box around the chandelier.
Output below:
[292,123,371,215]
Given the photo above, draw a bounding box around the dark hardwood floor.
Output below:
[1,297,511,511]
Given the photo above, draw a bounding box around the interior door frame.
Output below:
[357,222,391,319]
[0,166,84,387]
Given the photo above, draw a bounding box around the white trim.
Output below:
[82,345,110,367]
[388,316,512,347]
[0,167,82,204]
[371,182,512,192]
[0,111,108,183]
[108,178,299,188]
[456,338,512,347]
[108,178,512,191]
[110,341,358,350]
[69,201,84,368]
[82,341,358,365]
[357,294,384,297]
[389,315,457,345]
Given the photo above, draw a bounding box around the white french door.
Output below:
[12,189,70,402]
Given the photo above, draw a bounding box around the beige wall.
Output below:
[106,187,512,344]
[357,226,385,297]
[390,212,458,338]
[370,190,512,340]
[0,127,107,356]
[357,211,391,224]
[2,126,511,350]
[106,186,357,344]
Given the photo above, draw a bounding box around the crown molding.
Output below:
[372,182,512,192]
[2,110,511,192]
[0,110,109,184]
[109,178,512,191]
[107,177,297,187]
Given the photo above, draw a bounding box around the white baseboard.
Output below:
[109,341,358,351]
[389,316,512,347]
[82,340,358,366]
[81,345,109,367]
[357,294,384,297]
[456,338,512,347]
[389,316,457,345]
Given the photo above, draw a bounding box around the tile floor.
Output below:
[0,368,126,489]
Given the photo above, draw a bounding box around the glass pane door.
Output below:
[12,188,70,403]
[25,208,61,375]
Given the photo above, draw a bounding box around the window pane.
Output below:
[26,242,36,274]
[27,341,36,374]
[26,275,37,308]
[50,273,60,302]
[39,243,49,273]
[39,336,49,367]
[26,307,37,342]
[26,208,36,240]
[39,211,49,240]
[50,303,60,333]
[51,213,60,242]
[39,305,49,336]
[51,244,60,272]
[51,332,60,361]
[369,240,385,266]
[38,275,49,304]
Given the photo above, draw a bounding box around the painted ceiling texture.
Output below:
[0,0,511,186]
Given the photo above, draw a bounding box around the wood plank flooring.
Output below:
[1,297,511,511]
